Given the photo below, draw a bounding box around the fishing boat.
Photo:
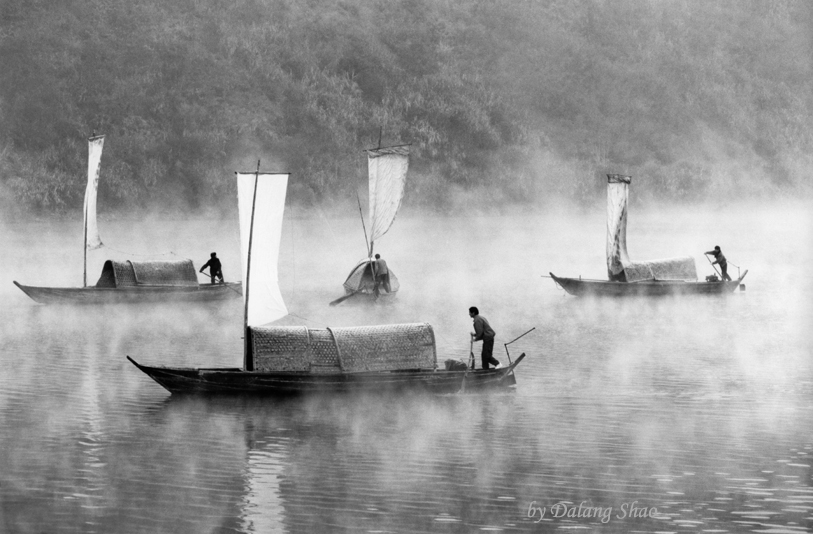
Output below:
[548,174,747,297]
[13,134,241,304]
[330,144,409,306]
[128,170,525,396]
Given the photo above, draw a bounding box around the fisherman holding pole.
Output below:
[704,245,731,281]
[199,252,224,284]
[469,306,501,370]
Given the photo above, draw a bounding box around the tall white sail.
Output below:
[367,146,409,248]
[237,172,289,327]
[606,174,696,282]
[606,174,630,280]
[84,135,105,250]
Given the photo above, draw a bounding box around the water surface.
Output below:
[1,202,811,533]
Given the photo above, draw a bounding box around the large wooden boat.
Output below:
[14,279,241,305]
[13,134,241,305]
[549,174,748,297]
[548,272,747,297]
[330,144,409,306]
[129,169,526,396]
[126,353,524,396]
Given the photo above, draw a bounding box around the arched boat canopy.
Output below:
[95,259,199,287]
[249,323,436,373]
[342,258,400,294]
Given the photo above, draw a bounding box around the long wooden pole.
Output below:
[243,160,260,371]
[360,143,411,152]
[705,253,722,278]
[83,205,88,287]
[83,137,89,287]
[503,327,535,365]
[356,190,370,257]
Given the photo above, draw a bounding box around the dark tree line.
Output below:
[1,0,811,215]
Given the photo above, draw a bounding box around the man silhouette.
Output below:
[199,252,224,284]
[373,253,390,295]
[469,306,501,370]
[704,246,731,281]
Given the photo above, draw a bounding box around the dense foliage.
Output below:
[1,0,811,215]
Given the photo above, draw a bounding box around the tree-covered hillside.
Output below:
[1,0,811,215]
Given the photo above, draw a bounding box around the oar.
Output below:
[704,254,722,279]
[503,327,535,365]
[199,270,241,294]
[200,270,224,283]
[329,291,359,306]
[469,335,475,370]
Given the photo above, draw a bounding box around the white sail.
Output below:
[237,173,289,327]
[606,174,631,280]
[367,146,409,247]
[83,135,105,250]
[606,174,696,282]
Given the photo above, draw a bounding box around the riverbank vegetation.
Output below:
[1,0,811,215]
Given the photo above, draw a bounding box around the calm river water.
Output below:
[1,201,811,533]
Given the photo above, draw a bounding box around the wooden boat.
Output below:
[129,169,526,396]
[126,353,524,396]
[549,174,748,297]
[14,274,241,305]
[13,134,241,304]
[548,272,747,297]
[330,144,409,306]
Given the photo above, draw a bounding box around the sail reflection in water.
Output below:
[141,383,813,533]
[241,445,287,532]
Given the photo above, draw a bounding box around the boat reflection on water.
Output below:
[145,392,528,532]
[138,380,813,533]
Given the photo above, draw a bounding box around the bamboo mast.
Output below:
[243,160,261,371]
[369,128,382,258]
[83,134,92,287]
[83,203,88,287]
[356,190,371,258]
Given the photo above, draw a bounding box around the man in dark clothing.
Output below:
[705,245,731,281]
[373,253,390,296]
[469,306,501,370]
[200,252,224,284]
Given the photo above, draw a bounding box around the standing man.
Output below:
[373,253,390,295]
[200,252,224,284]
[705,245,731,281]
[469,306,501,370]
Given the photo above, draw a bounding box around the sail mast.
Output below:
[356,190,371,257]
[243,160,261,370]
[83,208,88,288]
[84,135,90,287]
[370,128,382,257]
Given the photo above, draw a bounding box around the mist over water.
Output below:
[0,201,811,533]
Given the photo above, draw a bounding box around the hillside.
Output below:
[1,0,811,215]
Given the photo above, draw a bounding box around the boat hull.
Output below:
[13,281,242,305]
[126,354,525,396]
[549,272,747,297]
